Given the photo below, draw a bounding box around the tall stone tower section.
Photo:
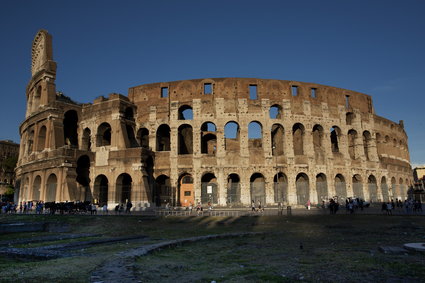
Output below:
[26,30,57,117]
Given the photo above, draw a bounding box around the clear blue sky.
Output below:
[1,0,424,165]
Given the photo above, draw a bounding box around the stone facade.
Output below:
[15,30,413,209]
[0,140,19,185]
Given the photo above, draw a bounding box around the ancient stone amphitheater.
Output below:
[15,30,412,210]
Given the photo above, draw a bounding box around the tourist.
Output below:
[386,202,392,215]
[348,201,354,214]
[102,204,108,215]
[126,201,132,214]
[381,202,387,214]
[251,200,256,212]
[306,200,311,210]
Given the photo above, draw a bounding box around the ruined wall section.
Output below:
[128,78,411,206]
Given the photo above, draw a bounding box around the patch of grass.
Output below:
[0,214,424,282]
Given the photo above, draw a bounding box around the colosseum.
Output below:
[15,30,413,210]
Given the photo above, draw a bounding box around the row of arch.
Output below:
[24,108,408,163]
[21,169,410,206]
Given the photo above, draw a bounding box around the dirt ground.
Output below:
[0,213,424,282]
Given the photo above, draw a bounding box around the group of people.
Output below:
[381,199,422,215]
[251,200,265,213]
[114,201,133,215]
[0,201,45,214]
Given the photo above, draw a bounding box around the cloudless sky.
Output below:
[1,0,424,165]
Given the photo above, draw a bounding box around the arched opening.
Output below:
[178,105,193,120]
[45,174,57,202]
[368,175,377,202]
[398,178,405,199]
[63,110,78,147]
[94,175,108,206]
[352,174,363,199]
[346,112,355,125]
[273,172,288,203]
[296,173,309,205]
[316,173,328,202]
[330,126,340,153]
[227,174,241,206]
[248,121,263,149]
[201,122,217,155]
[116,173,132,204]
[269,104,282,119]
[37,126,47,151]
[156,124,170,151]
[82,128,91,151]
[363,131,372,161]
[334,174,347,201]
[313,125,324,162]
[137,128,149,148]
[144,156,155,202]
[155,175,172,207]
[224,121,240,151]
[178,124,193,154]
[201,173,218,204]
[126,125,139,148]
[76,155,91,201]
[24,177,30,200]
[390,177,396,199]
[271,124,284,156]
[293,123,305,155]
[97,122,112,146]
[178,174,193,207]
[250,173,266,206]
[348,130,357,160]
[27,130,34,154]
[381,176,389,201]
[32,175,41,201]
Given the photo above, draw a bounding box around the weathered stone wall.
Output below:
[15,30,412,209]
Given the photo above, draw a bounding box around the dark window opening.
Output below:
[124,107,134,120]
[204,83,212,94]
[184,191,191,196]
[156,124,171,151]
[271,124,284,156]
[249,85,257,100]
[97,122,112,147]
[161,87,168,98]
[330,127,339,153]
[345,95,350,108]
[76,155,90,187]
[137,128,149,148]
[292,123,304,155]
[63,110,78,147]
[116,173,132,203]
[82,128,91,151]
[178,124,193,154]
[291,86,298,96]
